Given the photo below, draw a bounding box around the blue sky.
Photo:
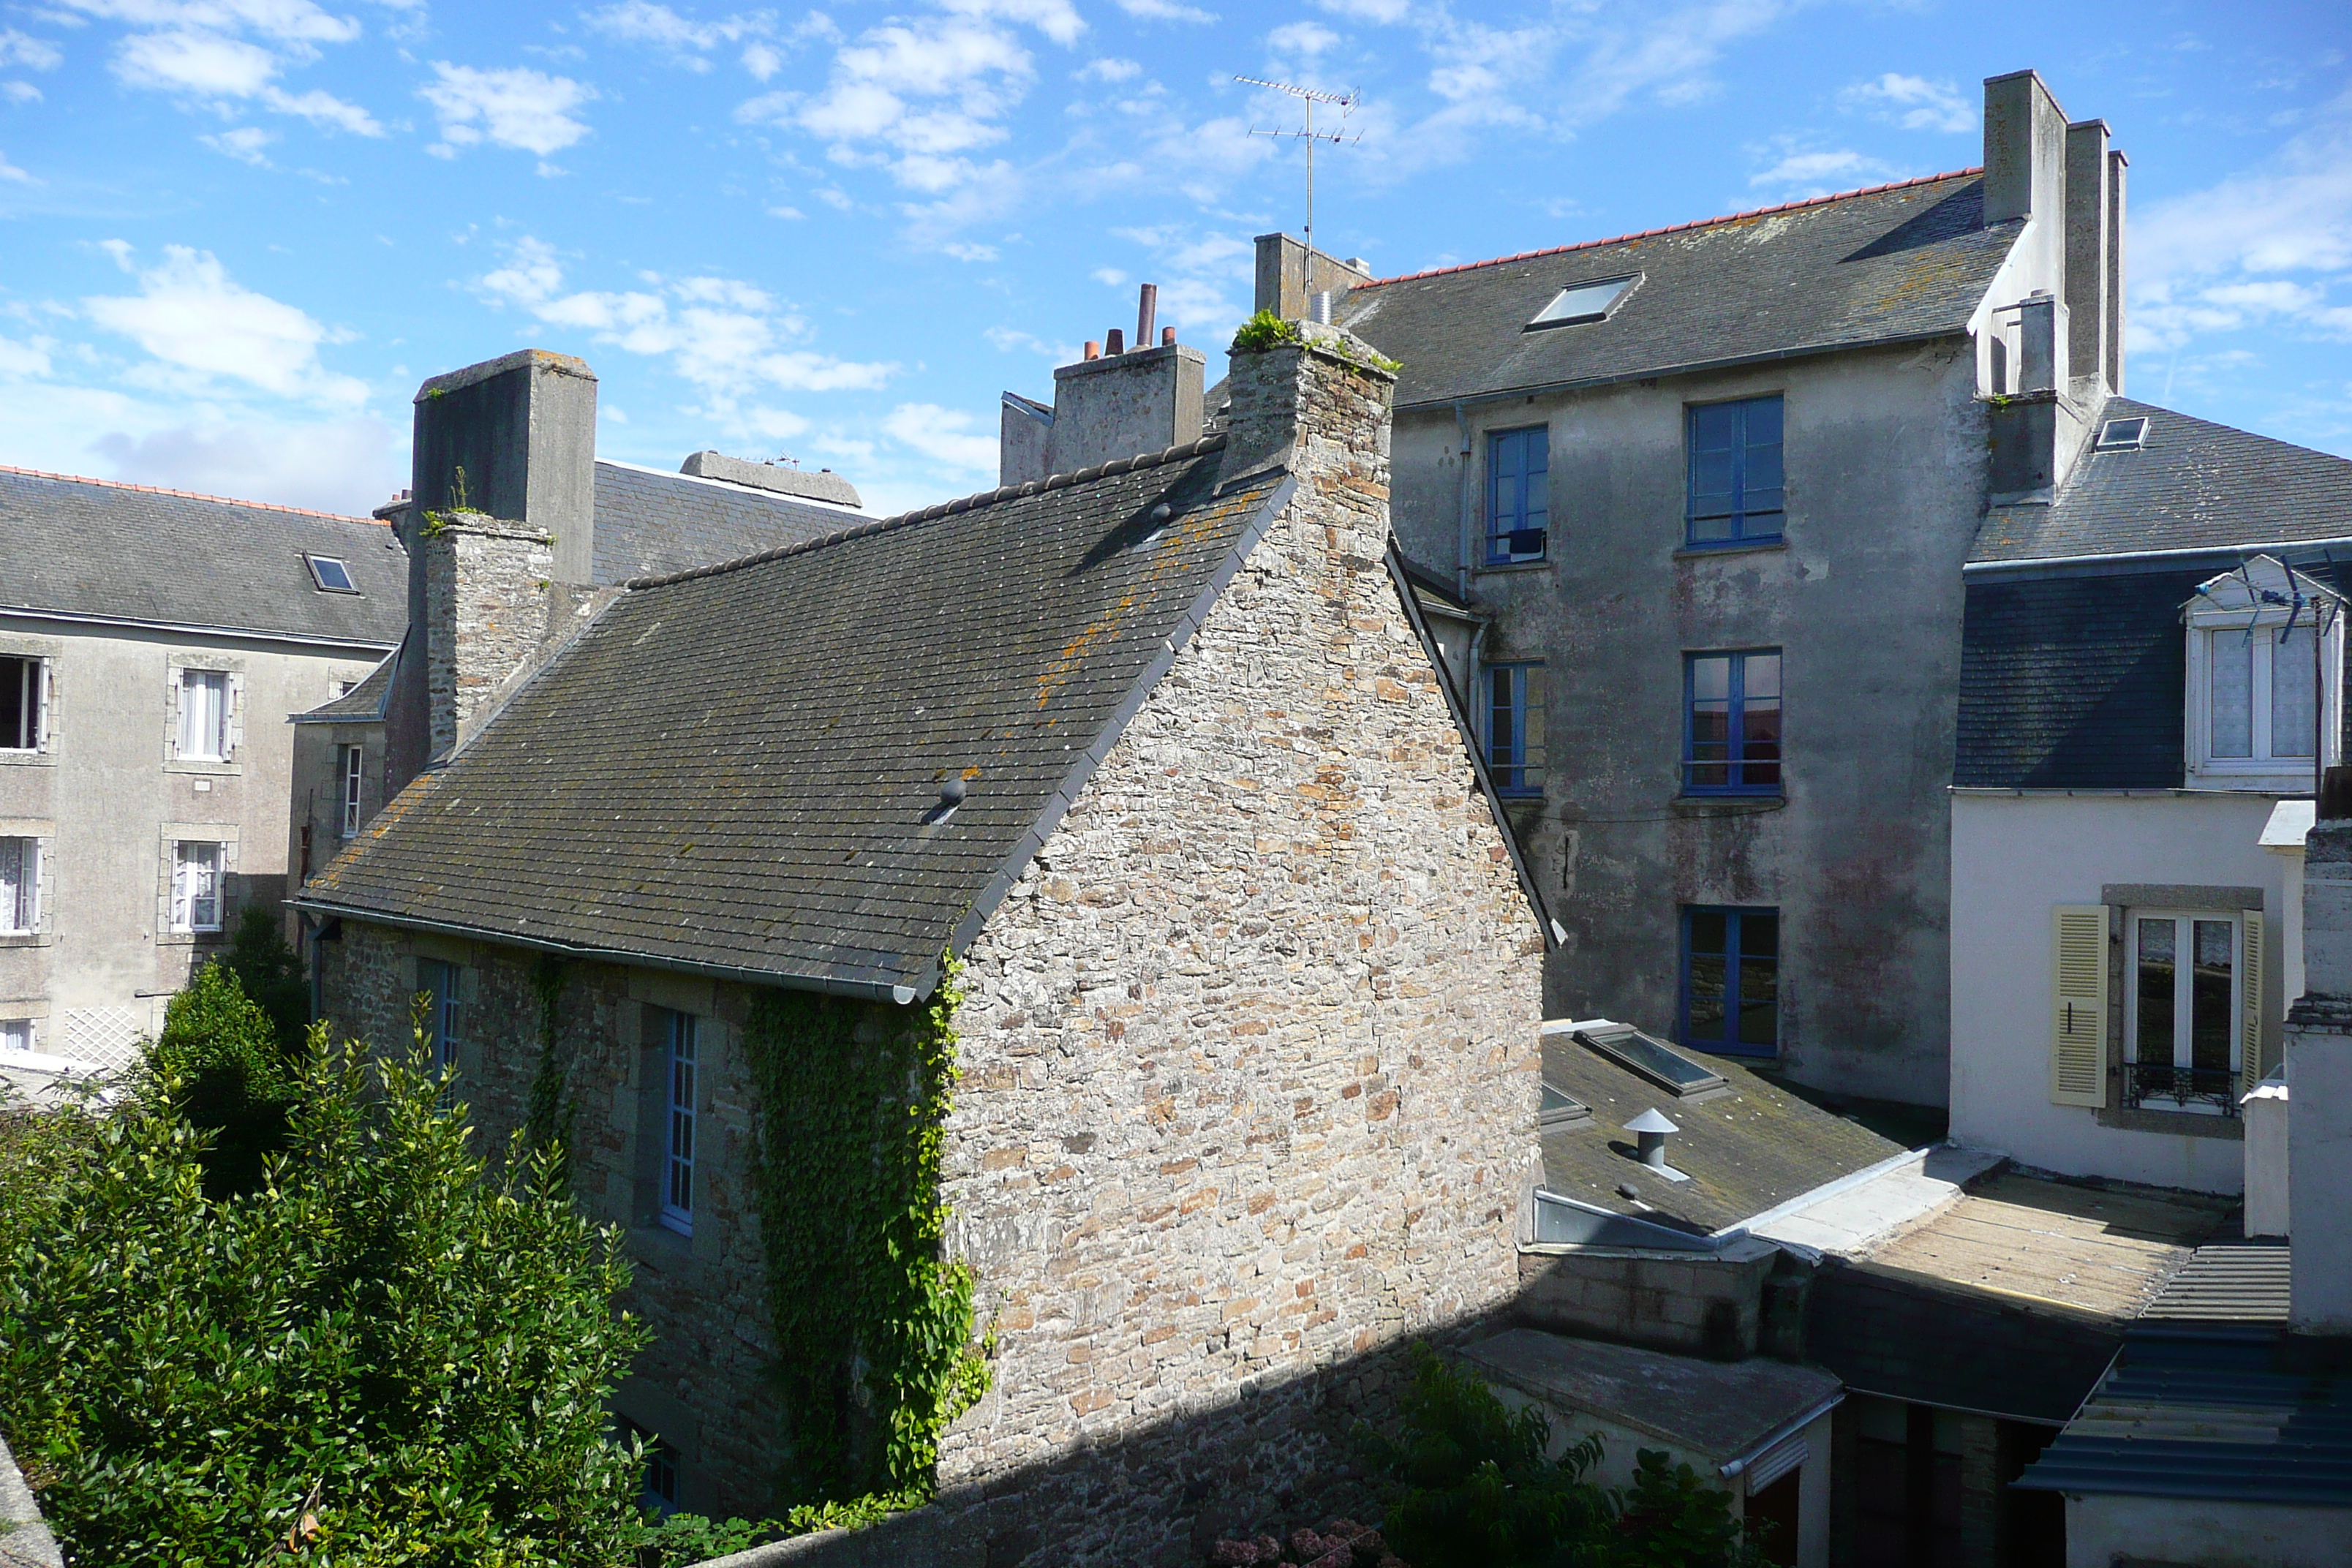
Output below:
[0,0,2346,518]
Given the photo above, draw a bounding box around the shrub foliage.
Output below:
[0,1019,652,1567]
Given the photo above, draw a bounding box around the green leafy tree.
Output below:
[146,958,299,1196]
[0,1028,652,1567]
[225,905,310,1053]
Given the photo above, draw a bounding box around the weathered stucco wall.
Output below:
[0,617,381,1068]
[1386,339,1989,1106]
[930,333,1545,1558]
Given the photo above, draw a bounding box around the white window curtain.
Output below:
[0,837,36,932]
[173,842,222,932]
[179,670,230,761]
[0,1019,31,1055]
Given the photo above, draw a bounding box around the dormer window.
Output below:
[1525,274,1638,330]
[2095,416,2148,450]
[2183,555,2343,788]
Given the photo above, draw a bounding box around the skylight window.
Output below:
[2095,417,2149,451]
[1574,1022,1730,1101]
[1539,1081,1591,1130]
[1526,274,1639,331]
[306,555,358,593]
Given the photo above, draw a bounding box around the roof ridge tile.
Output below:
[0,461,382,525]
[622,431,1230,590]
[1354,167,1987,290]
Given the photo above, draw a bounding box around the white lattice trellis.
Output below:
[56,1007,143,1074]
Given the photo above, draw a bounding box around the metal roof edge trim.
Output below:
[289,643,401,725]
[0,603,400,655]
[1964,534,2352,576]
[1354,167,1986,290]
[1832,1383,2072,1428]
[285,897,919,1003]
[1719,1389,1847,1480]
[1718,1142,1942,1238]
[1384,538,1556,948]
[1390,328,1967,417]
[1949,786,2301,799]
[944,471,1302,969]
[598,458,867,517]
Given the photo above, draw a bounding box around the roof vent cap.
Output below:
[1625,1107,1685,1178]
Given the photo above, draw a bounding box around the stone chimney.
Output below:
[998,285,1206,486]
[385,349,598,793]
[1217,320,1395,520]
[1979,71,2126,503]
[2284,765,2352,1336]
[1252,235,1372,321]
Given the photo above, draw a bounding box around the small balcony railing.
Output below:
[2122,1062,2240,1117]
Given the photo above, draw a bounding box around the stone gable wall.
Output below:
[422,519,554,759]
[930,332,1545,1558]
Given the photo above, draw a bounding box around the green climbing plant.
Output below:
[523,956,573,1188]
[740,956,991,1509]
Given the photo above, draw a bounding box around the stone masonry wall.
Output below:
[423,519,554,759]
[928,331,1546,1560]
[317,919,792,1520]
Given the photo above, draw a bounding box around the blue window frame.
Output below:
[1486,426,1548,564]
[1681,906,1779,1056]
[1686,396,1784,546]
[661,1012,697,1237]
[1684,650,1782,796]
[1485,663,1545,796]
[418,959,461,1073]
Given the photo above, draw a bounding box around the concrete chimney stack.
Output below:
[997,290,1205,486]
[2285,765,2352,1336]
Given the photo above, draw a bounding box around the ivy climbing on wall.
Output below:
[742,956,992,1509]
[524,956,573,1187]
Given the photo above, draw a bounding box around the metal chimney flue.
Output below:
[1627,1107,1678,1171]
[1136,284,1158,353]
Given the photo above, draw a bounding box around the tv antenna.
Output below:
[1235,76,1360,249]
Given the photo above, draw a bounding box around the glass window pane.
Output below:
[1744,912,1779,960]
[1686,954,1726,1040]
[1744,395,1782,447]
[2191,919,2235,1074]
[2136,919,2176,1065]
[1521,666,1545,785]
[1742,653,1781,701]
[1688,910,1728,956]
[1691,657,1730,702]
[2273,625,2318,759]
[1737,946,1778,1048]
[2210,633,2253,757]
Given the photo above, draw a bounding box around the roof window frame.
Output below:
[305,554,360,594]
[1523,272,1642,332]
[2095,416,2149,451]
[1556,1018,1733,1101]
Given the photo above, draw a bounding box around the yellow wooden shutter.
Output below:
[2051,905,2108,1107]
[2240,912,2265,1098]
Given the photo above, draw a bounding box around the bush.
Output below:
[146,959,300,1197]
[1354,1343,1766,1568]
[225,905,311,1054]
[0,1028,653,1567]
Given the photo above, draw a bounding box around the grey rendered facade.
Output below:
[1318,69,2126,1106]
[0,464,403,1074]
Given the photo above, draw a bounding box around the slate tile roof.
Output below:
[0,464,406,647]
[1539,1026,1903,1235]
[1336,171,2013,410]
[590,461,862,587]
[291,645,397,723]
[1957,562,2352,789]
[301,436,1294,999]
[1972,398,2352,565]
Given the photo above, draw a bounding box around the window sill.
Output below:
[626,1224,694,1271]
[1672,794,1787,814]
[0,932,52,949]
[165,759,241,777]
[1474,559,1551,576]
[0,752,55,769]
[158,930,227,946]
[2094,1104,2244,1141]
[1676,539,1787,560]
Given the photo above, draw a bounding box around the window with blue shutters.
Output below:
[1486,426,1548,564]
[1485,663,1545,796]
[1686,396,1784,546]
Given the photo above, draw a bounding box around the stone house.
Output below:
[0,463,402,1081]
[1949,405,2352,1194]
[295,323,1550,1552]
[1264,69,2132,1110]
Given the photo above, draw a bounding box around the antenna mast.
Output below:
[1234,76,1360,249]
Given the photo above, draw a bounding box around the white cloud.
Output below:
[82,244,367,404]
[58,0,360,47]
[1115,0,1215,20]
[940,0,1085,47]
[90,414,405,516]
[1841,72,1973,134]
[201,125,276,163]
[585,1,790,75]
[943,241,998,260]
[1267,21,1339,59]
[2131,89,2352,350]
[1090,266,1128,284]
[1076,56,1139,83]
[883,402,998,471]
[0,29,64,71]
[116,29,277,94]
[0,333,53,377]
[1311,0,1406,20]
[478,237,896,399]
[1747,148,1898,197]
[0,151,33,184]
[2,83,42,104]
[422,63,595,157]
